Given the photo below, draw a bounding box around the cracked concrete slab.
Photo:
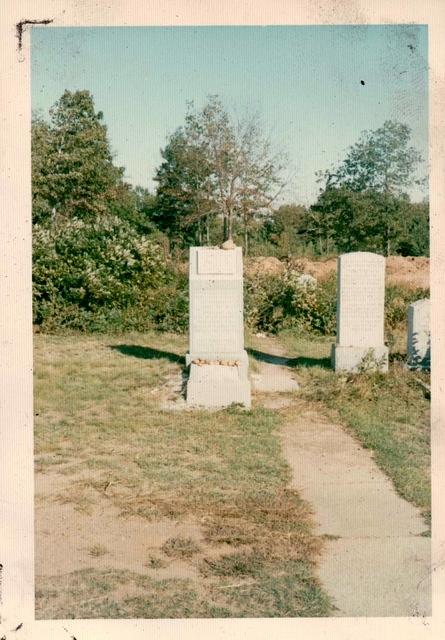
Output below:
[282,407,431,617]
[250,336,431,617]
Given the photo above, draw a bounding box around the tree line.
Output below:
[32,89,429,257]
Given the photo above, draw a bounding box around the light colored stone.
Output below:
[186,247,251,408]
[187,363,251,409]
[220,237,237,250]
[332,252,388,372]
[407,298,430,369]
[331,344,389,373]
[296,273,317,287]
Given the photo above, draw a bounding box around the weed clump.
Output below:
[201,551,265,577]
[88,544,108,558]
[161,537,201,559]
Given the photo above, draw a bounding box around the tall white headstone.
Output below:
[331,252,388,372]
[407,298,430,369]
[186,246,251,408]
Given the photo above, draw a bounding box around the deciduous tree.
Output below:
[312,121,426,255]
[318,120,423,196]
[154,96,288,245]
[32,90,124,224]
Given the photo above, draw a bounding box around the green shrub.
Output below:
[33,215,186,332]
[145,280,188,333]
[244,272,290,333]
[33,225,428,337]
[244,268,336,335]
[244,268,428,337]
[385,284,429,330]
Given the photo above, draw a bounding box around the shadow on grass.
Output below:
[247,348,330,369]
[389,352,407,364]
[110,344,185,365]
[293,355,331,369]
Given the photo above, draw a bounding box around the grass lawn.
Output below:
[34,331,331,619]
[34,328,430,618]
[279,331,431,525]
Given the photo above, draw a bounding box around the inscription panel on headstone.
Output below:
[190,281,244,354]
[337,253,385,346]
[197,250,237,275]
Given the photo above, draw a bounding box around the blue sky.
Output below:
[31,25,428,204]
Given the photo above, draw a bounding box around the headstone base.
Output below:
[186,349,249,377]
[406,358,430,371]
[186,363,251,409]
[331,344,389,373]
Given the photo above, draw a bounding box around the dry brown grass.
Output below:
[34,331,331,618]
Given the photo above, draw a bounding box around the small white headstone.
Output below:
[407,299,430,369]
[186,247,251,408]
[331,252,388,372]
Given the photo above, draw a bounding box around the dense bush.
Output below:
[385,284,429,330]
[244,267,428,336]
[244,268,337,335]
[34,228,428,337]
[33,215,187,333]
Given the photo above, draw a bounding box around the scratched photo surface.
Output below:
[31,24,431,619]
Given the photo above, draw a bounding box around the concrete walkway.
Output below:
[252,337,431,617]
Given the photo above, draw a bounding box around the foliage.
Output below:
[34,226,428,335]
[146,277,189,333]
[154,95,288,245]
[245,266,428,336]
[244,268,337,335]
[31,90,174,332]
[385,284,430,330]
[318,120,424,196]
[32,214,180,332]
[32,116,54,224]
[311,121,428,257]
[308,188,429,256]
[260,204,310,257]
[31,90,429,333]
[396,201,429,256]
[107,184,159,236]
[151,128,214,245]
[32,91,126,224]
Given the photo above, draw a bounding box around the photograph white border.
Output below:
[1,1,444,638]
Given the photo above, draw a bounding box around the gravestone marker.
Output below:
[407,299,430,369]
[186,246,251,408]
[331,252,388,372]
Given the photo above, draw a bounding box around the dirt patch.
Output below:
[245,255,429,289]
[386,255,429,289]
[180,255,429,288]
[295,256,429,288]
[35,466,244,586]
[244,256,284,277]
